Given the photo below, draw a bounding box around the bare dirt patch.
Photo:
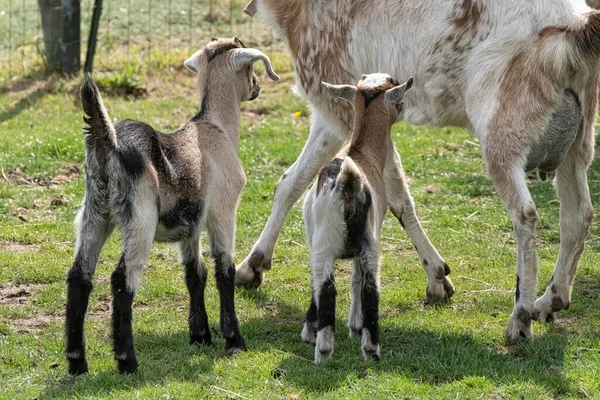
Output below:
[0,283,41,305]
[12,314,62,332]
[0,163,82,188]
[2,242,41,253]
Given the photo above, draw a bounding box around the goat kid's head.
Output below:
[322,73,413,123]
[184,37,280,102]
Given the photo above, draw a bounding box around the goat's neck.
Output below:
[348,104,391,171]
[194,80,242,144]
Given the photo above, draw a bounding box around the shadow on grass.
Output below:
[38,331,217,399]
[38,280,592,399]
[243,293,577,397]
[0,80,53,124]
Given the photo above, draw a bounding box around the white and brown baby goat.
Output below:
[64,38,279,375]
[302,74,413,363]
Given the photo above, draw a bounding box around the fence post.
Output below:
[61,0,81,74]
[84,0,103,73]
[38,0,62,72]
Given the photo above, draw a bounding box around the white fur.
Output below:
[238,0,600,340]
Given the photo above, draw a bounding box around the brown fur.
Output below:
[263,0,355,126]
[340,81,402,209]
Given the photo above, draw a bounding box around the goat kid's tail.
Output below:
[80,73,117,150]
[336,157,364,203]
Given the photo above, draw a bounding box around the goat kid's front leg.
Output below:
[65,205,113,375]
[209,224,246,353]
[536,147,594,323]
[236,113,346,288]
[312,254,336,363]
[301,294,318,344]
[384,144,453,303]
[179,237,211,346]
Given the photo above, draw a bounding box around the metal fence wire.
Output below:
[0,0,272,79]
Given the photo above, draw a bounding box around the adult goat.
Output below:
[239,0,599,340]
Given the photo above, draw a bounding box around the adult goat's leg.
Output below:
[65,204,113,375]
[485,146,540,340]
[384,143,453,303]
[536,144,594,322]
[179,237,211,346]
[236,112,347,287]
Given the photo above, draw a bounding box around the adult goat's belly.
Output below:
[525,90,582,173]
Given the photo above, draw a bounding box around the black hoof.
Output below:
[545,312,556,324]
[372,354,380,362]
[225,335,247,353]
[68,357,89,376]
[190,332,212,346]
[117,358,138,374]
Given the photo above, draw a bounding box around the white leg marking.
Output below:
[361,328,380,361]
[315,326,335,364]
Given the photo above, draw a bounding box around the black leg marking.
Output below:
[306,294,318,329]
[65,258,93,375]
[302,293,318,343]
[317,275,336,334]
[111,257,138,374]
[185,258,211,346]
[213,252,246,352]
[361,266,380,361]
[515,275,521,303]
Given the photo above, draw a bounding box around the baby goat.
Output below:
[302,74,413,363]
[64,38,280,375]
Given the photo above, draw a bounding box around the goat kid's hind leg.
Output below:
[313,254,336,363]
[301,293,318,344]
[209,220,246,353]
[66,204,113,375]
[358,249,380,361]
[536,145,594,323]
[112,210,156,373]
[179,237,211,346]
[347,258,363,339]
[236,112,346,287]
[384,144,453,303]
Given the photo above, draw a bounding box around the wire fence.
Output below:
[0,0,277,80]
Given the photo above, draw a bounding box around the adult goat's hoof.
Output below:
[426,276,455,304]
[535,287,570,325]
[235,254,265,288]
[505,306,537,341]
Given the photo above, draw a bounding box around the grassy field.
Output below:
[1,6,600,398]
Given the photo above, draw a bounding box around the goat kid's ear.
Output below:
[184,49,203,73]
[384,76,414,106]
[230,48,280,81]
[322,82,357,104]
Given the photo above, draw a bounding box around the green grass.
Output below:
[1,16,600,398]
